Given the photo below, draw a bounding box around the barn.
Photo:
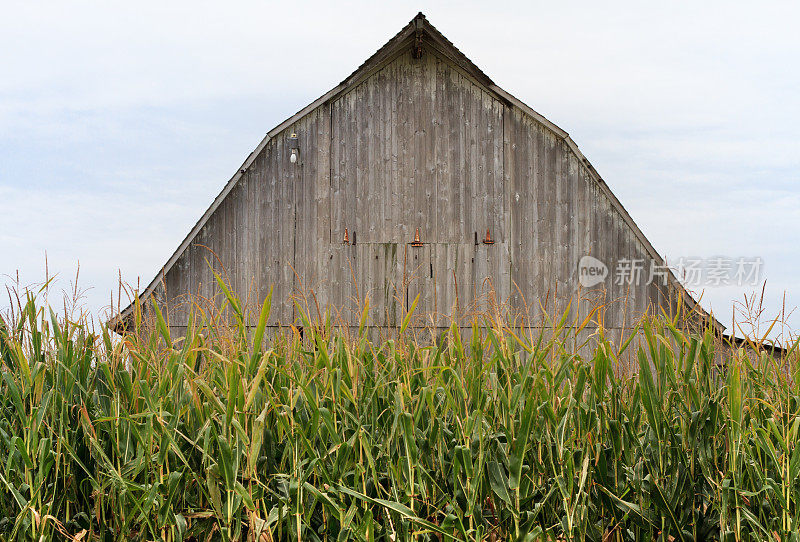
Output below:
[114,13,720,341]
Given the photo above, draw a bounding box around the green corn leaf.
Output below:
[487,461,512,506]
[337,486,458,540]
[400,294,420,336]
[250,287,273,368]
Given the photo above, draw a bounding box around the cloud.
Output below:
[1,0,798,336]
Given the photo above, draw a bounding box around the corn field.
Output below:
[0,283,798,541]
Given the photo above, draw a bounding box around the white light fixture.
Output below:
[289,133,299,164]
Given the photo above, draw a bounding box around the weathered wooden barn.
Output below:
[114,13,720,339]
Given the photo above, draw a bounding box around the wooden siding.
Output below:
[162,109,328,327]
[505,107,663,330]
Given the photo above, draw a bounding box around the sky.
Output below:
[1,1,798,342]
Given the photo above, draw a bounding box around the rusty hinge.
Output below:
[410,228,424,247]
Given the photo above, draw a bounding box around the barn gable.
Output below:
[113,13,720,334]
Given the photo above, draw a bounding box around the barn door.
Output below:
[328,233,508,330]
[404,243,435,325]
[425,240,508,327]
[326,240,404,328]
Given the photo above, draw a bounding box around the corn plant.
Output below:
[0,279,797,541]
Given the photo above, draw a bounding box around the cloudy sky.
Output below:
[2,1,798,340]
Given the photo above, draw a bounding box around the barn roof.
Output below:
[111,12,723,333]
